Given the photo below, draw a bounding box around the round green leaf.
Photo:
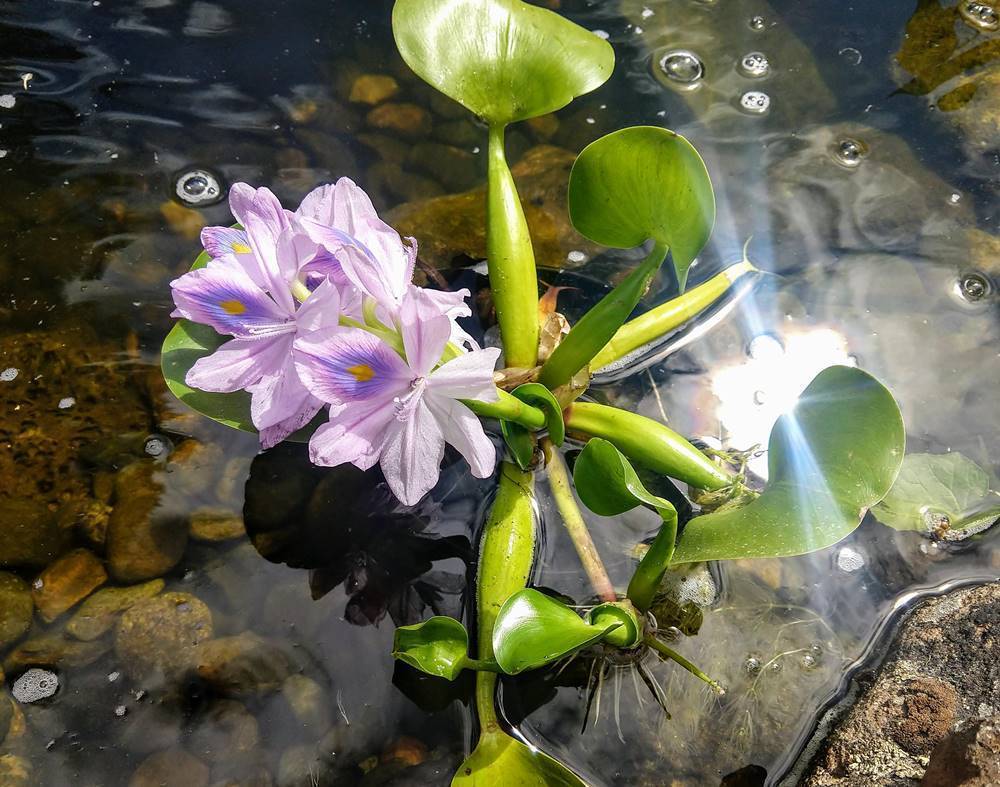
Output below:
[393,616,472,681]
[672,366,905,563]
[568,126,716,290]
[392,0,614,126]
[492,589,621,675]
[587,601,643,649]
[573,438,678,612]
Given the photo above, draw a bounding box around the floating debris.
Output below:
[744,654,763,675]
[739,52,770,78]
[592,29,610,40]
[959,1,999,31]
[832,137,867,168]
[838,47,863,66]
[144,434,170,458]
[174,168,223,206]
[739,90,771,114]
[836,546,866,573]
[748,15,765,31]
[21,73,33,90]
[656,49,705,88]
[13,668,59,703]
[948,192,962,206]
[0,367,18,382]
[57,397,75,409]
[0,95,15,109]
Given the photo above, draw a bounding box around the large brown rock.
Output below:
[802,583,1000,785]
[387,145,601,272]
[106,461,188,583]
[923,715,1000,787]
[31,548,107,622]
[115,592,213,683]
[66,578,165,640]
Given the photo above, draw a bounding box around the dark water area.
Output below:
[1,0,999,785]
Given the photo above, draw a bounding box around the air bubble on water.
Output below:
[107,671,121,683]
[0,150,8,159]
[948,192,962,205]
[956,272,992,303]
[58,396,75,409]
[800,652,819,670]
[739,52,770,78]
[144,435,170,458]
[744,654,763,675]
[1,367,18,382]
[959,1,1000,31]
[0,95,15,109]
[13,668,59,703]
[739,90,770,114]
[655,50,705,89]
[768,660,783,674]
[641,6,654,19]
[174,168,223,206]
[592,29,610,40]
[836,546,865,572]
[838,47,863,66]
[567,250,586,264]
[833,138,867,168]
[748,15,765,30]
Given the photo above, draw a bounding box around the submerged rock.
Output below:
[281,674,332,731]
[106,461,187,583]
[114,592,213,683]
[388,145,601,271]
[186,699,260,764]
[349,74,401,106]
[3,635,108,672]
[194,632,294,696]
[66,578,165,640]
[0,572,33,648]
[128,748,209,787]
[0,755,31,787]
[31,548,108,622]
[800,582,1000,784]
[366,102,432,138]
[0,500,74,570]
[188,508,246,542]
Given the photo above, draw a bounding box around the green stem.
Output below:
[463,657,502,673]
[487,124,539,369]
[541,438,617,603]
[564,402,734,491]
[463,391,547,431]
[538,240,669,390]
[591,259,757,371]
[474,462,536,730]
[643,634,725,695]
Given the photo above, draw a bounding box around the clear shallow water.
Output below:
[1,0,998,785]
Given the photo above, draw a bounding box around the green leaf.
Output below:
[392,616,473,681]
[162,319,256,432]
[537,241,668,390]
[452,728,586,787]
[568,126,716,290]
[392,0,614,126]
[573,439,678,612]
[492,589,621,674]
[873,452,1000,538]
[500,419,535,471]
[587,601,643,649]
[672,366,905,563]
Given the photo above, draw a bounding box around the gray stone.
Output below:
[801,583,1000,785]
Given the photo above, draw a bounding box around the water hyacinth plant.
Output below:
[161,0,907,783]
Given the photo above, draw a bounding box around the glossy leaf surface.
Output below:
[493,589,621,674]
[573,439,678,611]
[501,383,565,469]
[392,0,614,126]
[673,366,905,563]
[452,729,586,787]
[393,616,471,681]
[568,126,715,290]
[874,452,1000,537]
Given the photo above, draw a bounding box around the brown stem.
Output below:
[541,438,617,603]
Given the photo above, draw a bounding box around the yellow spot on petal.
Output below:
[231,242,251,254]
[346,364,375,383]
[219,299,246,315]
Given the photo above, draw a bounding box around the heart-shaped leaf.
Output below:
[873,452,1000,539]
[392,0,614,126]
[501,383,565,470]
[393,616,474,681]
[453,727,586,787]
[672,366,905,563]
[493,588,622,674]
[573,439,678,612]
[568,126,715,290]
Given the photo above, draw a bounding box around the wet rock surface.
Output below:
[31,548,107,622]
[0,573,33,649]
[801,583,1000,785]
[194,632,294,696]
[922,715,1000,787]
[128,747,210,787]
[114,592,213,683]
[65,578,165,640]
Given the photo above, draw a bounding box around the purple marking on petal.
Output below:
[201,226,252,259]
[294,327,410,406]
[300,247,349,291]
[170,257,293,339]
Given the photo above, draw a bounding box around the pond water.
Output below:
[1,0,998,785]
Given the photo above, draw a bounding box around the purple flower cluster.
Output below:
[170,180,500,505]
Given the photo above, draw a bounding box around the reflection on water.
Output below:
[1,0,998,784]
